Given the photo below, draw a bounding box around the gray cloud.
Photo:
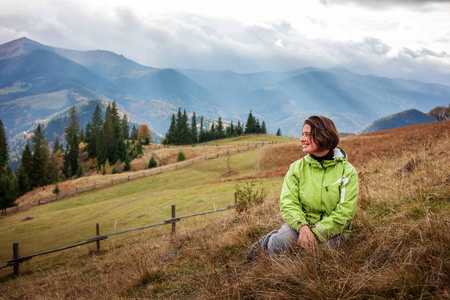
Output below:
[319,0,450,9]
[0,1,449,85]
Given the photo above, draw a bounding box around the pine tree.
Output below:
[18,142,33,192]
[256,119,261,133]
[0,120,8,174]
[261,121,267,134]
[124,154,131,171]
[217,117,224,138]
[131,125,138,141]
[276,128,282,136]
[199,116,205,143]
[121,114,130,140]
[102,104,116,164]
[63,106,80,178]
[31,125,49,187]
[166,114,177,144]
[236,121,243,136]
[115,134,127,162]
[245,110,256,134]
[191,112,198,143]
[52,136,61,155]
[88,104,104,150]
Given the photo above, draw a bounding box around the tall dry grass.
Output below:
[1,122,449,299]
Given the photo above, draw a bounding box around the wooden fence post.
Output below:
[96,223,100,253]
[13,242,19,276]
[171,204,176,234]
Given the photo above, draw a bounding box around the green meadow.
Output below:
[0,143,283,264]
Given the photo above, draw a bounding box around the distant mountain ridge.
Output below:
[1,37,449,164]
[356,109,436,134]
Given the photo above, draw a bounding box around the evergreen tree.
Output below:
[261,121,267,134]
[115,134,127,162]
[15,166,30,197]
[0,175,16,212]
[124,154,131,171]
[276,128,282,136]
[217,117,224,138]
[199,116,205,143]
[236,121,243,136]
[131,125,138,141]
[0,120,8,174]
[63,106,80,178]
[17,142,32,195]
[52,136,61,155]
[121,114,130,140]
[166,114,177,144]
[102,104,116,164]
[31,124,49,187]
[191,112,198,143]
[245,110,256,134]
[79,128,84,144]
[85,104,103,158]
[255,119,261,133]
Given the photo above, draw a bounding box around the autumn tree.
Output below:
[429,106,448,121]
[137,124,152,145]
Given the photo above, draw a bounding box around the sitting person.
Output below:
[248,115,359,260]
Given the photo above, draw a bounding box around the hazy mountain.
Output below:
[356,109,436,134]
[1,37,450,161]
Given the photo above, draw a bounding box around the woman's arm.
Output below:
[280,161,308,232]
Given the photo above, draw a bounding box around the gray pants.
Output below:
[259,223,349,255]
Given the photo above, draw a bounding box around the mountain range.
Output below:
[1,37,449,161]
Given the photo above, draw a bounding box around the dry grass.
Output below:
[1,121,450,299]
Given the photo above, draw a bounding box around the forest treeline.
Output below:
[162,109,271,145]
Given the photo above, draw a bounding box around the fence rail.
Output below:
[1,140,282,217]
[1,201,237,276]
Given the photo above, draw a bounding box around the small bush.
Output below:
[52,183,60,196]
[148,156,157,168]
[112,167,118,174]
[235,180,267,213]
[177,151,186,162]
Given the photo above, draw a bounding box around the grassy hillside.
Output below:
[1,123,449,299]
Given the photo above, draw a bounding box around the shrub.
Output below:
[112,166,118,174]
[177,151,186,162]
[52,183,60,196]
[148,156,157,168]
[235,180,267,213]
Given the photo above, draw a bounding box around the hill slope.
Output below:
[356,108,436,134]
[1,121,449,299]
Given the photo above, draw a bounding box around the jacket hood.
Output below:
[307,147,347,168]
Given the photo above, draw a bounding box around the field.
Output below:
[1,123,449,299]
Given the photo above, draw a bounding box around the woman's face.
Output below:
[301,124,331,156]
[301,124,319,154]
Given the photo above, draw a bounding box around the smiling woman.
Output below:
[247,115,359,260]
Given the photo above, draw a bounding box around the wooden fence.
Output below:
[0,201,237,276]
[1,141,280,217]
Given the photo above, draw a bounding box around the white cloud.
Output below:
[0,0,449,84]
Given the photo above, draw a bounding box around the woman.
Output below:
[247,115,359,260]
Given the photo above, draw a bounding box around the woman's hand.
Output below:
[297,226,318,249]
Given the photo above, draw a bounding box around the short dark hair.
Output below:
[303,115,340,152]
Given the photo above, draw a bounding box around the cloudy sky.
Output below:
[1,0,450,85]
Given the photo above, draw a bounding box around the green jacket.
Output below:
[280,148,359,242]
